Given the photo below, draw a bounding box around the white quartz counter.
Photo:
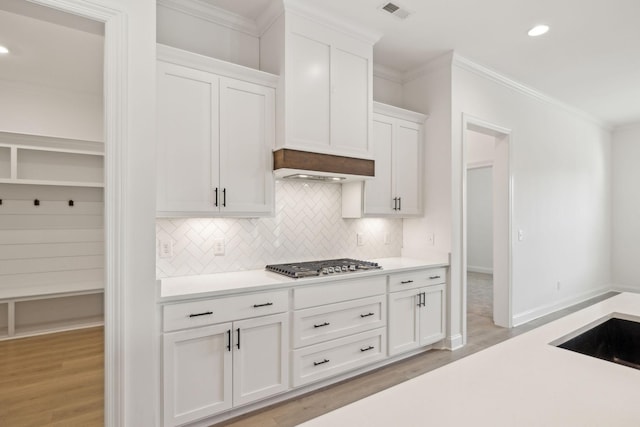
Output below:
[299,292,640,427]
[158,254,449,301]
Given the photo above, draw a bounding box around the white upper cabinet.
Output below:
[260,2,381,158]
[156,45,277,217]
[342,102,428,218]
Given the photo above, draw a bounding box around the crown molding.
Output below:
[255,0,284,36]
[613,121,640,132]
[451,53,611,130]
[372,63,404,84]
[403,51,455,83]
[283,0,383,45]
[157,0,259,37]
[373,101,428,123]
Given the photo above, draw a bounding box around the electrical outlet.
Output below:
[357,233,365,246]
[426,232,435,246]
[518,229,525,241]
[158,239,173,258]
[213,238,225,256]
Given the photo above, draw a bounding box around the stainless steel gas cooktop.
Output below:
[265,258,381,279]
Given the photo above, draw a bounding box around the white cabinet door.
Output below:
[232,313,289,406]
[388,288,420,356]
[157,61,219,214]
[331,46,370,156]
[364,117,394,215]
[219,77,275,215]
[394,121,422,215]
[288,32,331,149]
[419,284,446,346]
[163,323,232,426]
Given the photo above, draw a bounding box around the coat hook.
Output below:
[34,199,40,206]
[68,200,74,207]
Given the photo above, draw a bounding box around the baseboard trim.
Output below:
[467,266,493,274]
[446,333,464,350]
[610,284,640,294]
[512,287,611,327]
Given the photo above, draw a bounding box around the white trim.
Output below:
[461,114,513,347]
[512,287,611,327]
[445,333,464,350]
[466,160,493,170]
[373,63,404,84]
[28,1,128,425]
[467,266,493,274]
[613,121,640,132]
[157,44,279,87]
[403,51,454,83]
[610,285,640,294]
[452,54,611,130]
[157,0,259,37]
[282,0,383,45]
[255,0,284,36]
[373,101,428,123]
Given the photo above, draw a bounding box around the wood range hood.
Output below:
[273,148,375,183]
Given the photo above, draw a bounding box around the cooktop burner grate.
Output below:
[265,258,381,279]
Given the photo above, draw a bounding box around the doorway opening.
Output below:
[462,115,512,343]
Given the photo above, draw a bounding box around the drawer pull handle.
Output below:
[360,312,375,318]
[360,345,375,352]
[400,280,414,284]
[236,328,241,350]
[188,311,213,318]
[314,322,330,328]
[429,275,441,280]
[226,329,231,352]
[253,302,274,308]
[313,358,330,366]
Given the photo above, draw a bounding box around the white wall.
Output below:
[467,167,493,273]
[452,60,612,326]
[612,123,640,291]
[157,3,260,69]
[0,80,103,141]
[372,74,403,106]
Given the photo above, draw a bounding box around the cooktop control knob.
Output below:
[341,266,348,271]
[349,265,356,271]
[335,266,342,272]
[322,268,329,275]
[328,267,334,273]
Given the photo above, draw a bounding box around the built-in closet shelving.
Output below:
[0,131,105,340]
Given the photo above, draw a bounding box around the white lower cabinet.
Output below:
[388,270,446,356]
[163,313,289,426]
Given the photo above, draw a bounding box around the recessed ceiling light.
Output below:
[528,25,549,37]
[0,45,9,54]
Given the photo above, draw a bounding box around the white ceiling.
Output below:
[1,0,638,127]
[211,0,640,128]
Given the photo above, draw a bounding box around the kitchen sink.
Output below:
[553,314,640,370]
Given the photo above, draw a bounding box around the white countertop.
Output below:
[158,254,449,301]
[299,292,640,427]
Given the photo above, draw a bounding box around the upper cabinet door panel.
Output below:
[364,118,393,215]
[219,78,275,214]
[331,47,369,156]
[394,123,421,215]
[288,33,331,148]
[157,62,219,213]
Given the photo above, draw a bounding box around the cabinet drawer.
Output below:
[163,290,288,332]
[292,295,386,348]
[293,275,386,309]
[292,328,386,387]
[388,268,446,292]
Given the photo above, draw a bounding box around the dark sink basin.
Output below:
[555,315,640,370]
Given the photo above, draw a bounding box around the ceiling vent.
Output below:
[379,2,411,20]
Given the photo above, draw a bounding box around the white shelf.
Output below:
[12,315,103,338]
[0,131,104,188]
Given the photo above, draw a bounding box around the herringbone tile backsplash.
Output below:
[156,181,403,278]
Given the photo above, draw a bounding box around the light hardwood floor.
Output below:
[0,326,104,427]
